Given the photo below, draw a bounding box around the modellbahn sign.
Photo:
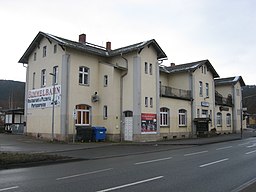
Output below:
[27,85,61,108]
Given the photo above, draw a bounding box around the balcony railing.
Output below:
[215,93,233,106]
[160,86,192,100]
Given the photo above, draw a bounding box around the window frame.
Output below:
[104,75,108,87]
[206,83,209,97]
[79,66,90,85]
[179,109,187,127]
[160,107,169,127]
[43,46,47,57]
[145,62,148,74]
[149,63,153,75]
[145,97,148,107]
[75,104,90,126]
[41,69,46,87]
[226,113,231,127]
[199,81,203,96]
[103,105,108,119]
[53,66,58,85]
[217,112,222,127]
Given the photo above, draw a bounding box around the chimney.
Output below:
[79,34,86,43]
[106,41,111,50]
[171,63,175,66]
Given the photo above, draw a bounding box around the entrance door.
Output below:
[124,111,133,141]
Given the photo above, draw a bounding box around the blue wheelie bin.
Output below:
[92,127,106,141]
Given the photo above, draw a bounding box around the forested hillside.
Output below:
[0,80,25,110]
[242,85,256,114]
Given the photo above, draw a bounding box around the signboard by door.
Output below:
[141,113,157,134]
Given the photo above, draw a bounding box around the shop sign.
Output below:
[27,85,61,109]
[141,113,157,134]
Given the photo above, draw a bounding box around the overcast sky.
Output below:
[1,0,255,85]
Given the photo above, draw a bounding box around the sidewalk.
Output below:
[1,130,255,157]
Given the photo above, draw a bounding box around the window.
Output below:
[103,105,108,119]
[149,63,153,75]
[236,89,240,96]
[75,104,90,126]
[201,66,204,73]
[145,62,148,74]
[145,97,148,107]
[41,69,46,87]
[150,97,153,108]
[197,109,200,118]
[199,81,203,96]
[160,108,169,126]
[54,44,57,53]
[52,66,58,85]
[204,66,206,74]
[43,46,47,57]
[33,52,37,61]
[202,110,208,118]
[226,113,231,127]
[32,72,36,89]
[206,83,209,97]
[179,109,187,126]
[104,75,108,87]
[79,67,89,85]
[217,112,222,126]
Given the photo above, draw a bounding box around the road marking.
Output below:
[199,158,229,168]
[96,176,164,192]
[0,186,19,191]
[216,146,232,150]
[184,150,208,156]
[247,143,256,148]
[134,157,172,165]
[245,150,256,155]
[56,168,113,181]
[231,177,256,192]
[238,142,250,146]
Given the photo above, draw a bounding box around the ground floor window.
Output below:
[226,113,231,127]
[179,109,187,126]
[217,112,222,126]
[75,104,90,126]
[160,107,169,126]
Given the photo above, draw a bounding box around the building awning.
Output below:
[194,118,211,123]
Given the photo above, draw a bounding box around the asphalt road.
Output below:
[1,137,256,192]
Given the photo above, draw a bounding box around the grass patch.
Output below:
[0,152,68,168]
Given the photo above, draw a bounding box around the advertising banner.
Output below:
[141,113,157,134]
[27,85,61,109]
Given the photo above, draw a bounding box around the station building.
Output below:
[19,32,245,141]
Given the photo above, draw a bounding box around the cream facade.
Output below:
[19,32,245,142]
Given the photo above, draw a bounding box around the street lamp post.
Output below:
[49,72,56,141]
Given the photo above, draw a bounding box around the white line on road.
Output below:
[238,142,250,146]
[246,143,256,148]
[0,186,19,192]
[96,176,164,192]
[134,157,172,165]
[56,168,113,181]
[184,150,208,156]
[216,146,233,150]
[245,150,256,155]
[231,177,256,192]
[199,158,229,168]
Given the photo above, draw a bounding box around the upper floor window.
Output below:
[104,75,108,87]
[199,81,203,96]
[217,112,222,126]
[150,97,153,108]
[145,62,148,74]
[160,107,169,126]
[79,67,89,85]
[43,46,47,57]
[179,109,187,126]
[54,44,57,53]
[145,97,148,107]
[149,63,153,75]
[41,69,46,87]
[206,83,209,97]
[33,52,37,61]
[32,72,36,89]
[103,105,108,119]
[52,66,58,85]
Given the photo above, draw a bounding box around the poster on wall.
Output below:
[141,113,157,134]
[27,85,61,109]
